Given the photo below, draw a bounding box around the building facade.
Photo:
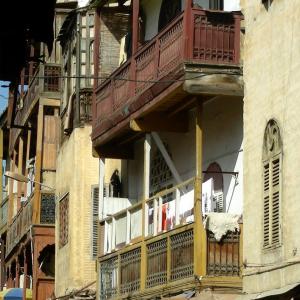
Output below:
[92,0,244,299]
[241,0,300,298]
[54,2,98,297]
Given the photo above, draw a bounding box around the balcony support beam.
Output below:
[130,113,189,133]
[194,99,206,277]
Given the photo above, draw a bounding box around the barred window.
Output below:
[263,120,282,249]
[59,194,69,248]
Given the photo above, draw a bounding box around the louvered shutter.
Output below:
[263,155,281,248]
[92,185,99,260]
[271,156,280,245]
[263,162,270,247]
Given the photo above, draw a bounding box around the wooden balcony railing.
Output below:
[5,192,56,258]
[9,64,61,154]
[99,178,242,298]
[92,8,242,141]
[6,196,33,256]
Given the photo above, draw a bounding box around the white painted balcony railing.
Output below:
[100,178,195,255]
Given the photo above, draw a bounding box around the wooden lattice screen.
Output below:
[59,194,69,248]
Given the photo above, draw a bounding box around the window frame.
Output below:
[262,120,282,250]
[59,193,69,248]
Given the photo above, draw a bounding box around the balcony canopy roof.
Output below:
[0,0,56,81]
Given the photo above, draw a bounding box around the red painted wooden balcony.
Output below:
[92,8,242,145]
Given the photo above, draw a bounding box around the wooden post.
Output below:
[15,258,20,288]
[233,13,241,64]
[126,210,130,244]
[8,152,17,224]
[167,235,171,282]
[23,248,28,300]
[158,197,162,233]
[20,69,25,98]
[183,0,193,59]
[93,8,101,130]
[143,134,151,235]
[99,158,105,219]
[17,136,24,210]
[141,133,151,291]
[175,188,180,226]
[24,125,32,197]
[131,0,139,56]
[33,104,44,224]
[194,100,206,276]
[29,46,34,78]
[153,198,158,235]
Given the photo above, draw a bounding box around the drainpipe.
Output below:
[75,12,81,128]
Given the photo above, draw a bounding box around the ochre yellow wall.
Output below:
[55,126,98,296]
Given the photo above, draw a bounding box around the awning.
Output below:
[0,288,32,300]
[236,282,300,300]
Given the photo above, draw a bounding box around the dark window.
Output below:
[158,0,181,31]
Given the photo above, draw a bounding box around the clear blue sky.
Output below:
[0,81,8,115]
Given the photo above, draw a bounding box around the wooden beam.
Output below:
[95,144,134,159]
[193,100,206,277]
[168,97,196,117]
[33,104,44,224]
[130,113,188,133]
[17,136,24,210]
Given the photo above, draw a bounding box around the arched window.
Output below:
[263,119,282,248]
[203,162,224,212]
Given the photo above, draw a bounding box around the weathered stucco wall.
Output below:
[55,126,99,296]
[242,0,300,294]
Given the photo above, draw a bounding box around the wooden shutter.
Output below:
[42,115,59,170]
[92,185,99,260]
[263,155,281,248]
[271,156,280,245]
[263,162,270,247]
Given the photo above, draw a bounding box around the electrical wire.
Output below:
[19,70,240,84]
